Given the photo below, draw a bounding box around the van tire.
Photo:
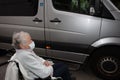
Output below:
[91,46,120,80]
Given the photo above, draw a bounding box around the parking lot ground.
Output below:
[63,61,103,80]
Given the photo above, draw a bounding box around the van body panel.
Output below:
[45,0,101,62]
[100,0,120,41]
[0,0,46,56]
[46,49,89,64]
[100,19,120,38]
[0,0,119,64]
[103,0,120,20]
[46,0,101,45]
[92,37,120,47]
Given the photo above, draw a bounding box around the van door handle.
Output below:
[50,18,61,23]
[33,18,42,22]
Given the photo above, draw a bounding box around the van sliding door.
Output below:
[45,0,102,63]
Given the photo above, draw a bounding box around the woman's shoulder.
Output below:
[16,49,33,58]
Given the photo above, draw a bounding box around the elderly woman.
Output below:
[6,31,71,80]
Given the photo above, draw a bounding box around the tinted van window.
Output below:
[0,0,38,16]
[52,0,90,15]
[111,0,120,10]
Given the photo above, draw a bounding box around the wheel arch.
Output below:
[87,37,120,60]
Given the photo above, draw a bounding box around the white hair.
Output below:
[12,31,30,49]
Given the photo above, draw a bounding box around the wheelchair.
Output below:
[0,49,62,80]
[0,60,62,80]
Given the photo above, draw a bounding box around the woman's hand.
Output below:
[43,60,54,66]
[43,60,51,67]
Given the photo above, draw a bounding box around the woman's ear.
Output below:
[20,43,30,49]
[19,44,24,49]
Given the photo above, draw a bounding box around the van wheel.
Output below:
[91,47,120,80]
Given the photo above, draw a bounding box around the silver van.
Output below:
[0,0,120,79]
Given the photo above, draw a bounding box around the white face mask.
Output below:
[29,41,35,50]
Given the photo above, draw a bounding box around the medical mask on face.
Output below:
[29,41,35,50]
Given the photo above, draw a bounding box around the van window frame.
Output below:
[110,0,120,10]
[101,2,115,20]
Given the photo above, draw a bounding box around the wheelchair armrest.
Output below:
[51,77,63,80]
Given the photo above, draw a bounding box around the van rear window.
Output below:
[111,0,120,10]
[0,0,38,16]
